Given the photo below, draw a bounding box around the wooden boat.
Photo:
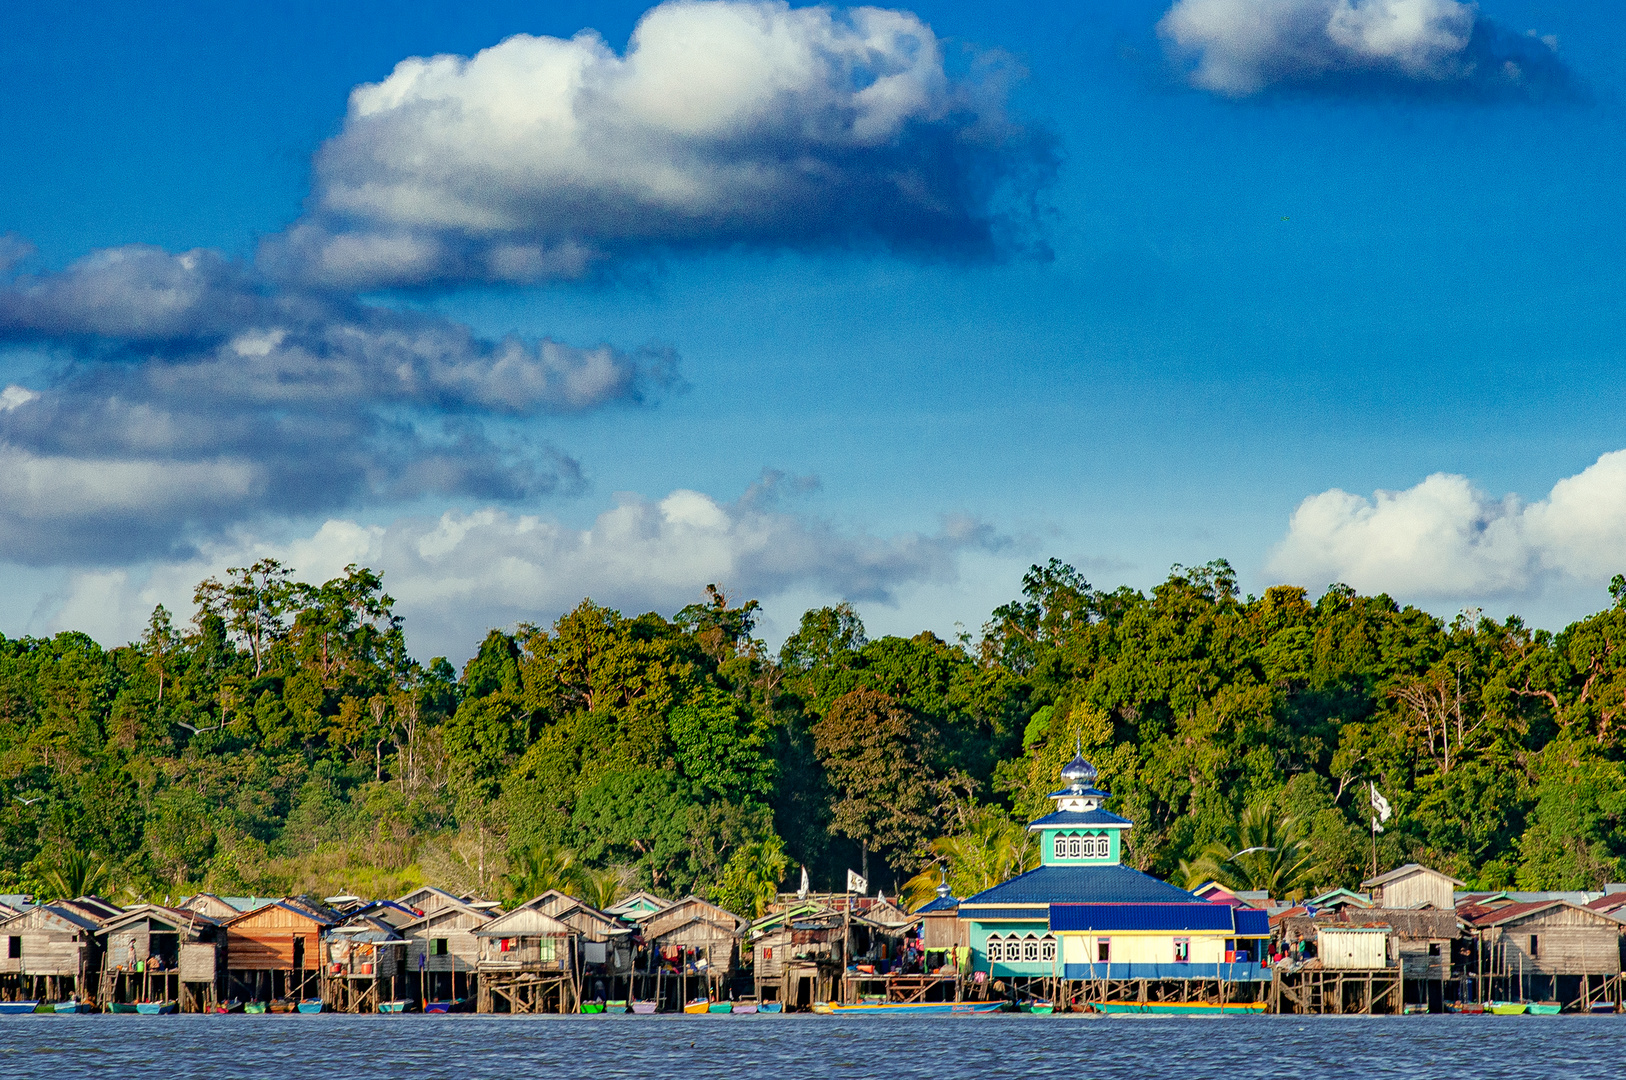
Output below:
[758,1002,783,1013]
[425,998,471,1014]
[244,1002,268,1014]
[268,1000,296,1014]
[1488,1001,1528,1015]
[106,1002,139,1014]
[581,1001,606,1014]
[53,1000,96,1014]
[683,999,711,1014]
[707,1002,733,1014]
[811,1002,834,1014]
[604,1000,628,1014]
[1402,1004,1429,1015]
[630,1001,658,1014]
[135,1001,179,1015]
[1529,1001,1563,1015]
[297,999,324,1014]
[377,1000,414,1013]
[0,1001,39,1015]
[733,1003,758,1014]
[212,999,244,1014]
[826,1001,1004,1015]
[1447,1002,1485,1014]
[1096,1000,1267,1016]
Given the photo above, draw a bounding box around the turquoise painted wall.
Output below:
[1037,828,1122,867]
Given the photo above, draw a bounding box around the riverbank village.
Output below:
[0,751,1622,1016]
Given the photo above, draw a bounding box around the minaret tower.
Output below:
[1030,741,1131,866]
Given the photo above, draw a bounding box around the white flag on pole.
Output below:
[798,865,810,900]
[846,869,868,895]
[1370,783,1392,833]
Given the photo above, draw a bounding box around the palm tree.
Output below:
[902,813,1038,910]
[1178,802,1319,901]
[41,848,114,902]
[502,842,582,903]
[716,835,790,918]
[579,865,637,911]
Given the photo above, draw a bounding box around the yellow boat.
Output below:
[683,999,711,1014]
[811,1002,834,1014]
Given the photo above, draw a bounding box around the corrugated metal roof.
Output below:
[1235,909,1270,936]
[916,894,960,914]
[1049,903,1233,932]
[963,865,1198,906]
[1027,809,1132,829]
[959,907,1051,922]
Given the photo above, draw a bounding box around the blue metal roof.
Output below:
[1234,909,1270,936]
[916,894,960,914]
[1045,786,1113,800]
[1028,808,1132,829]
[1049,903,1234,932]
[962,907,1050,922]
[961,865,1198,907]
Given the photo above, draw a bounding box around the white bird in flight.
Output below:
[176,721,224,735]
[13,796,42,806]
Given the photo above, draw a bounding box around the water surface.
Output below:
[0,1013,1619,1080]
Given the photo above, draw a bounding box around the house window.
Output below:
[539,938,557,963]
[6,937,18,959]
[1066,836,1081,858]
[1097,938,1111,963]
[1428,943,1440,957]
[1174,938,1190,963]
[431,938,449,956]
[987,938,1003,963]
[1022,938,1039,962]
[1529,935,1540,958]
[1040,937,1057,962]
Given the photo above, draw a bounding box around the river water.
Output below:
[1,1013,1620,1079]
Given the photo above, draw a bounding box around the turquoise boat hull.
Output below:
[758,1002,783,1013]
[297,1000,324,1013]
[53,1001,96,1014]
[135,1001,178,1015]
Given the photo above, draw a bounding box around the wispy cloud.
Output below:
[1269,450,1626,598]
[265,0,1054,289]
[43,473,1008,659]
[1159,0,1574,99]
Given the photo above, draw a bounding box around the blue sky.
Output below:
[3,0,1626,660]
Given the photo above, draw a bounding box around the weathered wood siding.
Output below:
[1487,907,1623,975]
[1373,871,1454,911]
[225,906,324,970]
[180,942,219,982]
[921,913,967,951]
[406,908,488,974]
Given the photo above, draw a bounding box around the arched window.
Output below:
[1053,835,1067,859]
[1066,836,1081,858]
[987,937,1002,963]
[1041,936,1057,962]
[1022,938,1040,962]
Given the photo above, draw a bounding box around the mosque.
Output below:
[957,748,1270,985]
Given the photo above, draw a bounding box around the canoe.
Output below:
[630,1001,658,1014]
[758,1002,783,1013]
[213,1000,244,1014]
[733,1003,758,1014]
[0,1001,39,1015]
[683,999,711,1014]
[1096,1000,1267,1016]
[581,1002,606,1014]
[53,1001,96,1014]
[605,1000,628,1014]
[1529,1002,1563,1015]
[826,1001,1004,1015]
[811,1002,834,1014]
[1446,1002,1484,1014]
[1489,1002,1528,1015]
[378,1000,414,1013]
[244,1002,268,1014]
[1403,1004,1429,1015]
[707,1002,733,1014]
[136,1001,178,1015]
[297,1000,324,1014]
[268,1001,296,1014]
[106,1002,139,1014]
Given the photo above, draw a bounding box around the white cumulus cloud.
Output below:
[269,0,1049,288]
[1158,0,1570,98]
[1270,450,1626,599]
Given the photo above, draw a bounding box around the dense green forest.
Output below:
[4,556,1626,913]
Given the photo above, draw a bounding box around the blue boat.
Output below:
[135,1001,179,1015]
[53,1001,96,1014]
[297,1000,324,1014]
[758,1002,783,1013]
[0,1001,38,1015]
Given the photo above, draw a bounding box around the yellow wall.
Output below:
[1061,931,1232,965]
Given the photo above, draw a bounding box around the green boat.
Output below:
[707,1002,733,1013]
[581,1002,606,1014]
[244,1002,268,1014]
[1488,1002,1528,1015]
[106,1002,139,1014]
[605,1000,628,1014]
[1023,1003,1055,1015]
[1529,1002,1563,1015]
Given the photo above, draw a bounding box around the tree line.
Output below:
[3,556,1626,915]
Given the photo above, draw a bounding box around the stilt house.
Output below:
[403,898,493,1006]
[475,907,577,1013]
[640,896,746,1005]
[0,904,103,1002]
[222,898,337,1003]
[96,904,223,1011]
[324,913,405,1012]
[1459,899,1624,1010]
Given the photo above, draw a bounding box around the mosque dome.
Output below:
[1060,750,1097,791]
